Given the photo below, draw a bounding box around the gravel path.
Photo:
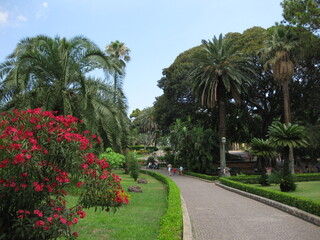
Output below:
[152,169,320,240]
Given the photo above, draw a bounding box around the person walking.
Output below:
[179,166,183,175]
[167,163,172,176]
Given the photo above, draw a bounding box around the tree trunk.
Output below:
[282,80,294,174]
[218,83,227,174]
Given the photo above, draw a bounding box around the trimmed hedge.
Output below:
[219,178,320,217]
[228,175,260,184]
[185,172,320,184]
[184,172,219,181]
[295,173,320,182]
[142,170,182,240]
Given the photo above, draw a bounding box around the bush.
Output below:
[259,174,270,186]
[219,178,320,217]
[99,148,125,169]
[0,109,129,239]
[128,152,140,181]
[147,156,155,164]
[279,173,297,192]
[142,170,182,240]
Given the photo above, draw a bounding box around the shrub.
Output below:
[128,152,140,181]
[278,172,296,192]
[147,156,155,164]
[99,148,125,169]
[0,109,129,240]
[259,174,270,186]
[219,178,320,217]
[142,170,182,240]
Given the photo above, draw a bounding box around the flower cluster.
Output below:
[0,108,129,239]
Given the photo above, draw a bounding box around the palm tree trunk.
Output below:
[283,81,291,125]
[283,80,294,174]
[218,83,227,174]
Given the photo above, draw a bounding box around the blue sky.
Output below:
[0,0,283,114]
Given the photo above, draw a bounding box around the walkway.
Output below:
[152,169,320,240]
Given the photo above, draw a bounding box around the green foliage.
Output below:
[279,173,297,192]
[281,0,320,31]
[168,118,219,173]
[228,175,261,184]
[99,148,125,169]
[259,174,271,186]
[250,138,277,158]
[191,34,255,109]
[220,178,320,217]
[0,35,129,152]
[184,172,220,181]
[268,121,308,149]
[154,46,204,132]
[128,152,140,181]
[143,170,182,240]
[295,173,320,181]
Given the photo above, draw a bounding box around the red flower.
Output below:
[13,154,25,165]
[34,209,43,217]
[72,232,79,237]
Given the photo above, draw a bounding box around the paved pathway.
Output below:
[152,169,320,240]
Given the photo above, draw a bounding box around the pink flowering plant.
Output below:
[0,108,129,240]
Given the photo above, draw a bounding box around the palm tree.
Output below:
[260,25,299,173]
[105,40,131,98]
[105,41,131,152]
[191,34,255,171]
[250,138,277,170]
[268,121,308,191]
[250,138,277,185]
[0,35,126,151]
[268,121,308,170]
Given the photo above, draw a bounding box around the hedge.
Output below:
[228,175,260,184]
[219,178,320,217]
[184,172,219,181]
[228,173,320,184]
[185,172,320,184]
[142,170,182,240]
[294,173,320,182]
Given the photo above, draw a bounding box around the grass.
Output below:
[66,170,167,240]
[257,181,320,202]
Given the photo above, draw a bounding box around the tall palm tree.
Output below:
[260,24,299,173]
[0,35,126,151]
[105,40,131,98]
[191,34,255,171]
[105,41,131,152]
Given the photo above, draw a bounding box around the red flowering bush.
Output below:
[0,108,129,240]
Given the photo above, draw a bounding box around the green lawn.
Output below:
[66,171,167,240]
[259,181,320,202]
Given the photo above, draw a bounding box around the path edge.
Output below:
[215,182,320,227]
[181,195,193,240]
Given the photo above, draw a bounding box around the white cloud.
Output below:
[42,2,48,8]
[0,11,9,25]
[17,15,27,22]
